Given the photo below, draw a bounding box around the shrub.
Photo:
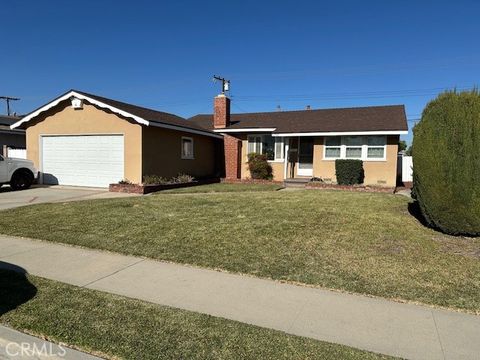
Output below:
[174,174,195,183]
[247,153,273,180]
[143,175,169,185]
[413,89,480,235]
[335,159,364,185]
[118,179,133,185]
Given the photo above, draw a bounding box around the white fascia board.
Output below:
[213,128,276,133]
[11,90,150,129]
[272,130,408,137]
[149,122,223,139]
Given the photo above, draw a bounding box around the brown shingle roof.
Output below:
[189,105,408,133]
[74,90,214,133]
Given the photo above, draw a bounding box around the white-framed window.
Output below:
[247,135,284,161]
[366,136,386,159]
[181,136,194,159]
[247,135,262,154]
[323,136,386,161]
[344,136,363,159]
[274,137,284,161]
[324,136,341,158]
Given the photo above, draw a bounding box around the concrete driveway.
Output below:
[0,185,139,210]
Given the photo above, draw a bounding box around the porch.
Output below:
[240,134,397,187]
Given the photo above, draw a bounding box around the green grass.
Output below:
[0,190,479,312]
[162,182,283,193]
[0,270,390,359]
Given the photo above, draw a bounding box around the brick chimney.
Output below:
[214,94,230,128]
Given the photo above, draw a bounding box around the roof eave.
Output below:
[271,130,408,137]
[213,128,276,133]
[10,90,150,129]
[149,121,223,139]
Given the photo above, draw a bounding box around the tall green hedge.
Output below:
[413,89,480,235]
[335,159,364,185]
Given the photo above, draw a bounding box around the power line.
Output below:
[229,56,480,81]
[0,96,20,116]
[232,85,475,103]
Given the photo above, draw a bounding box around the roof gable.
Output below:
[11,90,221,138]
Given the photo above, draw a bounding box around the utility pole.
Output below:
[213,75,230,94]
[0,96,20,116]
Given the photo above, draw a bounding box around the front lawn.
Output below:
[162,182,283,193]
[0,270,389,359]
[0,190,479,312]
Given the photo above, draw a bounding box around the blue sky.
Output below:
[2,1,480,144]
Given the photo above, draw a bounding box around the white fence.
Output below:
[398,155,413,182]
[6,148,27,159]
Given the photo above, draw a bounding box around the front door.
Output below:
[297,137,314,177]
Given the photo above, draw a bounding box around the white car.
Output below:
[0,155,37,190]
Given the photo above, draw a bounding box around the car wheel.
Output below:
[10,171,33,191]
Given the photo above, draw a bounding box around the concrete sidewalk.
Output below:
[1,235,479,360]
[0,325,100,359]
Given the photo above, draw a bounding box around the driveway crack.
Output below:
[431,310,446,360]
[81,258,145,288]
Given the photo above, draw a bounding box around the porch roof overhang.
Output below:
[212,128,276,133]
[271,130,408,137]
[212,128,408,136]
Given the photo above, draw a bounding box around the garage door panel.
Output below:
[42,135,124,188]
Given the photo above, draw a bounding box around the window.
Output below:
[344,136,363,159]
[247,135,284,161]
[263,135,275,160]
[367,136,386,159]
[324,137,341,158]
[274,137,284,160]
[181,137,194,159]
[247,135,262,154]
[323,136,386,161]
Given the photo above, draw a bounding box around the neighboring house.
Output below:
[11,90,223,187]
[190,94,408,187]
[0,115,26,157]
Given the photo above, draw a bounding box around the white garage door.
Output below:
[41,135,124,187]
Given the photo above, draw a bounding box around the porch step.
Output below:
[283,178,311,188]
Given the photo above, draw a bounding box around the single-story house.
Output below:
[0,115,26,157]
[11,90,223,187]
[190,94,408,187]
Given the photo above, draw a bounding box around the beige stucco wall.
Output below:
[142,126,218,179]
[237,134,398,186]
[239,137,285,181]
[25,101,143,183]
[313,135,399,187]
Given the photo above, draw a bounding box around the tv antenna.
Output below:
[0,96,20,116]
[213,75,230,94]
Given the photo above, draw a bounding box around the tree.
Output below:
[413,89,480,235]
[398,140,407,152]
[405,145,413,156]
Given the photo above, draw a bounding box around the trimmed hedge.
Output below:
[413,89,480,235]
[335,159,364,185]
[247,153,273,180]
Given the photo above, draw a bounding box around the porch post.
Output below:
[283,138,289,180]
